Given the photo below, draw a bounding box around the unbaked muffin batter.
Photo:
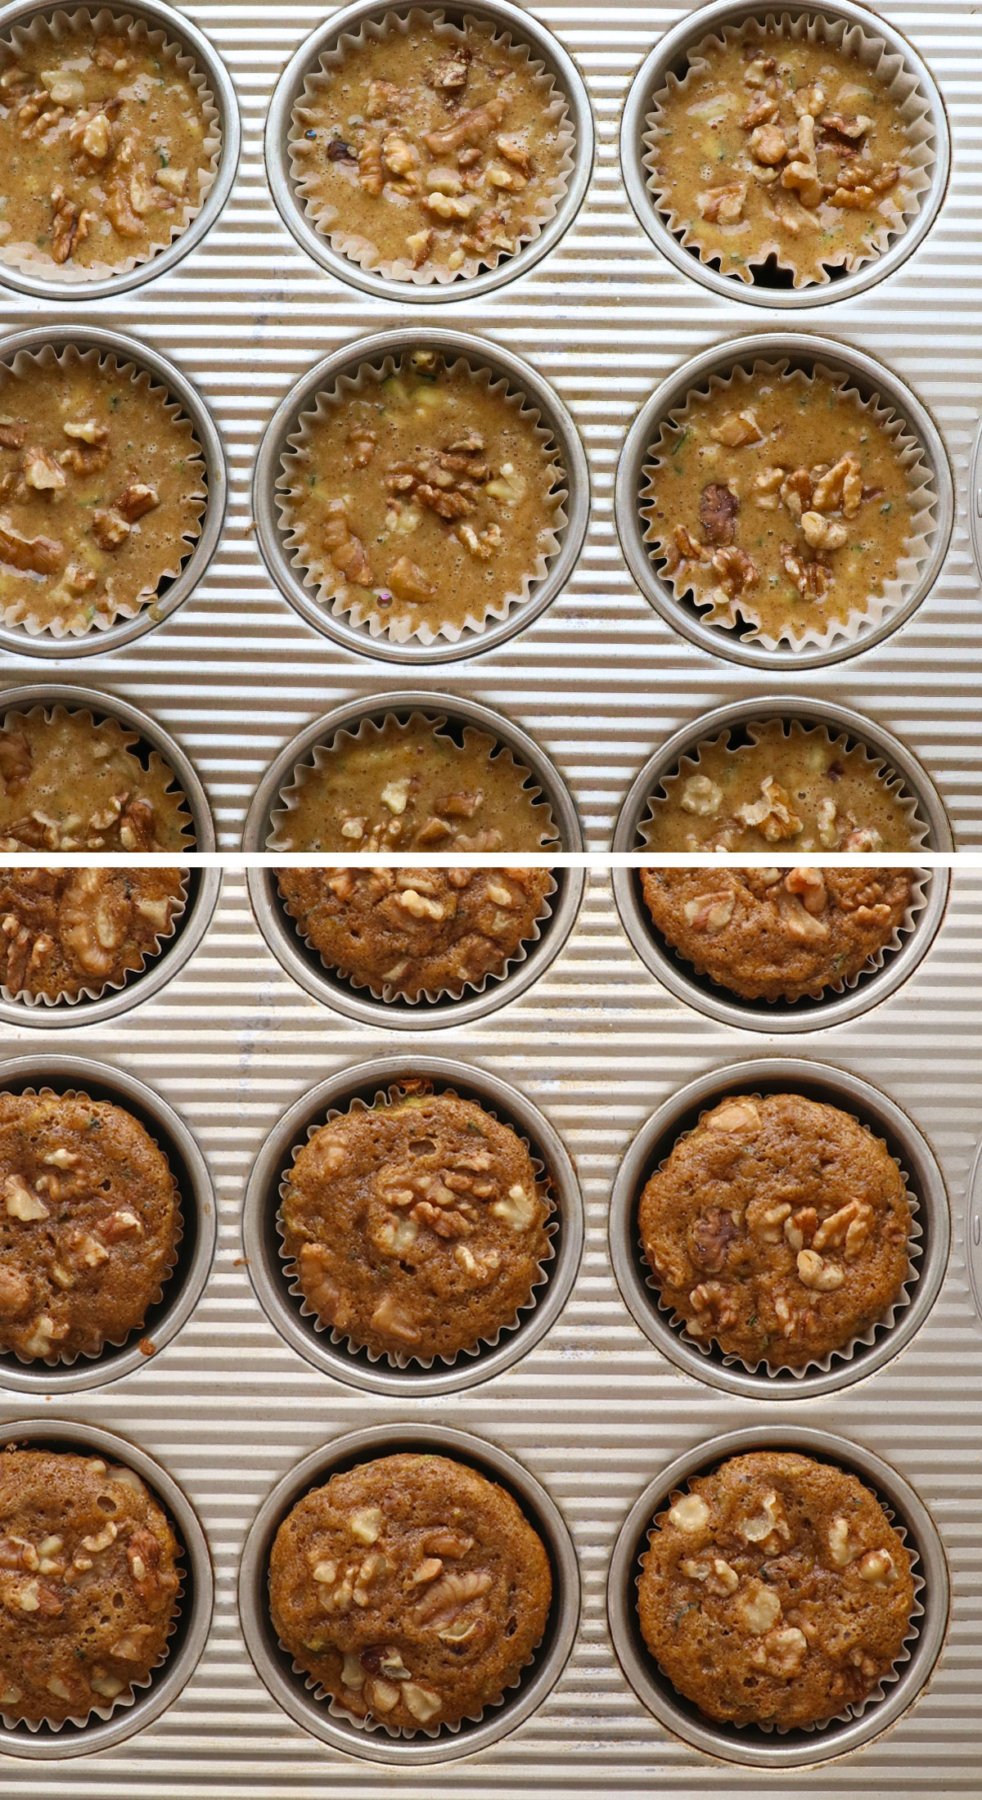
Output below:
[0,709,192,852]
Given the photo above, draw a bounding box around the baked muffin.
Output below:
[271,714,557,853]
[0,866,185,1001]
[282,1087,550,1361]
[0,709,192,852]
[268,1451,552,1729]
[638,1092,911,1369]
[0,1089,180,1363]
[637,1450,915,1729]
[641,720,916,854]
[640,867,914,1002]
[278,865,553,1000]
[0,1447,181,1725]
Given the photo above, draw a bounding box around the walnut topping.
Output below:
[680,774,722,817]
[710,408,762,448]
[858,1548,895,1585]
[796,1247,844,1291]
[751,1624,807,1677]
[349,1507,383,1545]
[682,890,736,931]
[697,181,746,223]
[735,776,802,842]
[708,1099,761,1135]
[667,1492,709,1533]
[698,481,740,545]
[489,1183,537,1230]
[736,1579,782,1633]
[681,1554,739,1595]
[740,1491,789,1548]
[402,1682,442,1723]
[3,1173,48,1221]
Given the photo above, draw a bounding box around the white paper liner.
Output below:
[0,5,222,286]
[637,1092,921,1379]
[278,867,558,1006]
[277,350,568,647]
[277,1080,557,1371]
[288,5,575,289]
[268,708,560,852]
[0,862,189,1010]
[642,9,937,291]
[0,341,206,639]
[0,1454,186,1734]
[639,357,939,655]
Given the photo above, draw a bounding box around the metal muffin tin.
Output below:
[609,1057,950,1399]
[0,1053,216,1394]
[0,0,241,304]
[242,688,584,851]
[264,0,595,305]
[242,1052,584,1395]
[619,0,950,310]
[615,332,954,671]
[237,1419,580,1765]
[0,1416,213,1761]
[607,1422,950,1768]
[253,325,590,665]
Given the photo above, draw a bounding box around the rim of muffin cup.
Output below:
[0,1053,216,1392]
[619,0,950,310]
[614,333,954,671]
[246,862,583,1029]
[607,1423,949,1767]
[609,1058,949,1400]
[0,1416,212,1759]
[253,327,590,665]
[611,695,951,1033]
[264,0,594,304]
[0,325,227,658]
[0,0,240,302]
[238,1420,579,1762]
[242,689,583,853]
[243,1053,584,1396]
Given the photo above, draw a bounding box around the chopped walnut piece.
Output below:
[710,408,762,448]
[386,555,434,603]
[323,499,374,586]
[115,483,159,523]
[698,481,739,545]
[680,774,722,817]
[736,776,802,842]
[424,95,509,157]
[750,124,787,164]
[23,447,66,492]
[697,181,746,223]
[0,519,63,575]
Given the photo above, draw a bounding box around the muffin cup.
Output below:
[266,0,594,303]
[243,1054,583,1396]
[607,1424,949,1766]
[616,333,953,671]
[243,690,582,855]
[0,1417,212,1758]
[238,1421,579,1762]
[0,324,226,656]
[254,327,589,663]
[620,0,949,310]
[610,1059,950,1399]
[0,1055,216,1393]
[0,0,240,302]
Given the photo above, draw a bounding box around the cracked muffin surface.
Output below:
[0,709,192,853]
[638,1092,911,1369]
[640,866,914,1002]
[0,1447,180,1724]
[0,1089,180,1363]
[278,865,553,1000]
[0,866,185,999]
[282,1086,550,1362]
[268,1451,552,1730]
[637,1450,915,1729]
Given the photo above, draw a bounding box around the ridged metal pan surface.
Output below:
[0,866,979,1796]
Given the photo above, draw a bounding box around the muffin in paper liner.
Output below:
[638,357,939,656]
[287,6,575,290]
[276,349,569,648]
[0,5,222,287]
[276,1079,558,1372]
[268,708,560,853]
[0,341,207,640]
[634,1465,924,1738]
[642,9,937,293]
[0,1083,183,1370]
[0,865,190,1011]
[636,1090,921,1382]
[277,866,558,1008]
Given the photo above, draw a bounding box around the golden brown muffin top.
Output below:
[0,866,185,1000]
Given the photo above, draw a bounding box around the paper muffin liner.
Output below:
[642,8,936,292]
[278,867,558,1007]
[0,5,222,287]
[638,1092,922,1380]
[288,5,575,290]
[639,357,939,655]
[277,350,569,647]
[0,854,190,1012]
[0,342,207,640]
[268,708,560,851]
[636,1480,924,1737]
[0,1457,186,1734]
[277,1079,557,1373]
[1,1084,183,1369]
